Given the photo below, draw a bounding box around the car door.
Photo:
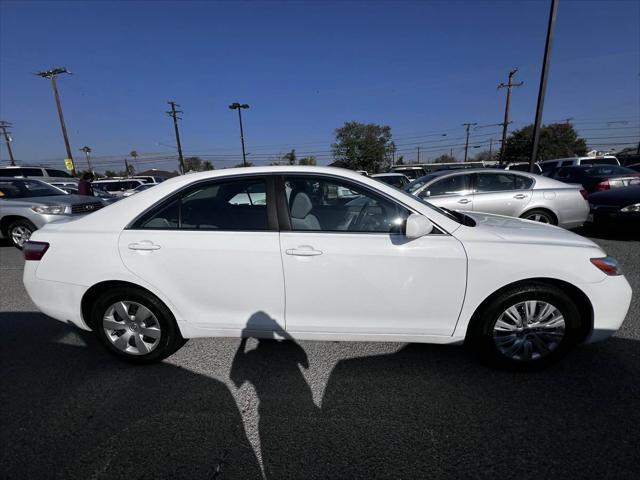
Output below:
[278,174,467,337]
[118,175,285,333]
[471,172,532,217]
[417,173,474,211]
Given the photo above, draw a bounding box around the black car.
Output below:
[549,165,640,194]
[588,185,640,232]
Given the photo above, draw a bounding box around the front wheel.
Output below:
[468,283,582,368]
[91,287,186,363]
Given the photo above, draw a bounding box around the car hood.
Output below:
[3,194,102,206]
[461,211,598,248]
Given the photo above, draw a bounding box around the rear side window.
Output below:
[513,175,534,190]
[135,178,269,231]
[475,173,519,192]
[540,162,557,172]
[46,169,73,178]
[561,160,574,167]
[425,174,470,197]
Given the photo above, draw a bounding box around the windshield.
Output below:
[405,173,441,193]
[580,158,619,166]
[583,166,637,176]
[0,179,66,198]
[392,184,463,224]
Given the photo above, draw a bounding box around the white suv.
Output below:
[0,165,78,185]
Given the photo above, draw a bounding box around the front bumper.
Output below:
[579,274,633,343]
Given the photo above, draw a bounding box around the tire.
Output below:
[8,219,37,249]
[90,287,187,363]
[468,282,582,369]
[520,209,556,225]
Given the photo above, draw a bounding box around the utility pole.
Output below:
[228,102,250,167]
[489,138,494,160]
[79,146,93,174]
[36,67,75,175]
[530,0,559,172]
[130,150,139,171]
[462,123,477,162]
[0,121,15,165]
[416,146,421,163]
[124,158,131,177]
[498,68,524,165]
[166,101,186,174]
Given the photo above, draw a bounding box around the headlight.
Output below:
[31,205,67,215]
[620,203,640,213]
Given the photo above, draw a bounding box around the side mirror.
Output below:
[405,213,433,239]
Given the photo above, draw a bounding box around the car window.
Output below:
[283,175,409,233]
[583,166,636,176]
[19,167,45,176]
[513,175,534,189]
[553,168,573,180]
[46,169,73,178]
[137,178,269,230]
[422,174,470,197]
[561,160,574,166]
[0,179,65,198]
[475,173,519,192]
[540,162,557,172]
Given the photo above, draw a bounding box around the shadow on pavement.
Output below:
[3,311,640,479]
[0,312,262,480]
[573,225,639,242]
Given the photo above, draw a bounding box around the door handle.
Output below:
[286,245,323,256]
[128,241,161,251]
[457,198,471,204]
[513,194,528,199]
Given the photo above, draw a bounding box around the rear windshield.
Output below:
[0,179,65,198]
[583,166,637,176]
[580,158,619,166]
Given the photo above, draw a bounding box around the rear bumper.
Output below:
[23,261,91,330]
[579,275,633,343]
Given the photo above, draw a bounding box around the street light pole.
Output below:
[79,146,93,174]
[36,67,76,176]
[229,102,250,167]
[530,0,559,172]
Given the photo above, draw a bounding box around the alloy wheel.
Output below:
[493,300,566,361]
[103,301,162,355]
[524,212,551,224]
[11,225,32,248]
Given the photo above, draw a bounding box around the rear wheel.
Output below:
[468,282,582,368]
[91,287,186,363]
[8,219,36,249]
[520,209,556,225]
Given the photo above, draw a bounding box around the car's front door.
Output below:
[471,172,533,217]
[118,175,285,334]
[277,174,467,337]
[417,173,474,211]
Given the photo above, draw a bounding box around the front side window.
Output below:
[136,178,268,231]
[46,169,73,178]
[475,173,519,192]
[423,174,470,197]
[283,176,409,233]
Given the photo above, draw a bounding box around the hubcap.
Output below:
[526,213,550,224]
[493,300,565,361]
[11,225,32,247]
[103,301,161,355]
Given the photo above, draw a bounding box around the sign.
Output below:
[64,159,75,171]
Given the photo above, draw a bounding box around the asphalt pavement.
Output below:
[1,229,639,479]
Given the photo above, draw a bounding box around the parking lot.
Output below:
[1,229,638,479]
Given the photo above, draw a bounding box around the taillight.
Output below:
[579,189,588,200]
[590,256,622,276]
[23,241,50,261]
[595,180,610,192]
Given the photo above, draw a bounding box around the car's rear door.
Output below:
[277,174,467,337]
[118,175,285,334]
[471,172,532,217]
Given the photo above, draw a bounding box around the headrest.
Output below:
[291,192,313,218]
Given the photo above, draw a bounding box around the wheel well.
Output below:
[0,215,30,236]
[465,277,593,344]
[520,207,558,225]
[81,280,165,329]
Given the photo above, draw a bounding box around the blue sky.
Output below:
[1,0,638,172]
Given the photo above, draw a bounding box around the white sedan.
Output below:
[22,166,632,368]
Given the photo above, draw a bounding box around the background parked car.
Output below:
[0,177,103,248]
[389,165,427,179]
[505,162,543,174]
[538,156,620,176]
[0,165,78,185]
[132,175,169,184]
[92,179,146,197]
[587,185,640,233]
[122,183,155,197]
[405,168,589,228]
[625,163,640,173]
[371,173,411,189]
[549,165,640,194]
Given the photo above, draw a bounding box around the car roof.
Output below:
[0,176,46,181]
[93,178,144,183]
[371,173,406,177]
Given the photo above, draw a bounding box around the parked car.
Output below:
[371,173,410,189]
[92,179,146,197]
[389,165,427,179]
[0,165,78,185]
[22,166,631,368]
[405,169,589,228]
[122,183,155,197]
[587,185,640,233]
[53,185,79,195]
[505,162,543,174]
[132,175,169,184]
[538,156,619,176]
[625,163,640,173]
[548,165,640,194]
[0,177,103,248]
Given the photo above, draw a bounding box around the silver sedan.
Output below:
[405,169,589,228]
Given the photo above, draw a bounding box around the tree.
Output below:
[104,170,118,177]
[332,121,393,173]
[473,150,494,162]
[283,149,297,165]
[298,155,317,166]
[503,123,587,162]
[184,156,215,172]
[433,154,456,163]
[233,161,254,168]
[202,160,214,171]
[395,156,404,165]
